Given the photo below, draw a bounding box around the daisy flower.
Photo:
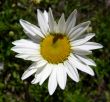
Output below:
[11,8,103,95]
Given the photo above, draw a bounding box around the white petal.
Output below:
[31,77,39,84]
[69,54,94,76]
[15,54,29,59]
[69,21,90,40]
[66,9,77,34]
[48,66,57,95]
[64,61,79,82]
[73,48,92,55]
[12,46,39,52]
[21,63,37,80]
[56,63,67,90]
[36,58,47,68]
[48,8,55,33]
[58,14,66,34]
[32,65,46,84]
[84,42,103,50]
[39,64,53,85]
[70,33,95,46]
[11,47,39,55]
[43,10,48,23]
[15,54,41,61]
[75,55,96,66]
[73,42,103,51]
[12,39,40,60]
[31,74,41,84]
[23,29,41,43]
[54,21,59,33]
[37,9,49,35]
[12,39,40,49]
[20,19,44,38]
[35,66,45,77]
[26,56,41,61]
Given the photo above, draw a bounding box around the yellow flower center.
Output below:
[40,34,71,64]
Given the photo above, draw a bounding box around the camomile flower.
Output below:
[11,8,103,95]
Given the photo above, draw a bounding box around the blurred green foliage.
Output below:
[0,0,110,102]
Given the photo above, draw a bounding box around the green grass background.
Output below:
[0,0,110,102]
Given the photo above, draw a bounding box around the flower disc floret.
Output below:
[40,34,71,64]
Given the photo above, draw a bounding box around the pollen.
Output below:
[40,34,71,64]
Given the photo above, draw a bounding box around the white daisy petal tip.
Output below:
[94,43,103,49]
[19,19,22,24]
[11,47,14,51]
[73,77,80,83]
[31,78,39,84]
[73,9,77,14]
[49,7,52,12]
[21,75,27,80]
[86,21,91,25]
[76,78,80,82]
[83,21,91,27]
[31,79,35,84]
[86,66,95,76]
[21,73,27,80]
[19,19,25,26]
[21,65,37,80]
[73,9,77,17]
[72,9,77,18]
[21,75,26,80]
[37,9,40,13]
[83,21,91,28]
[86,33,95,38]
[37,9,49,35]
[31,80,36,84]
[98,43,103,48]
[12,41,16,45]
[89,70,95,76]
[91,73,95,76]
[74,75,80,82]
[43,10,48,22]
[80,20,91,27]
[11,47,18,52]
[49,90,55,96]
[48,87,56,96]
